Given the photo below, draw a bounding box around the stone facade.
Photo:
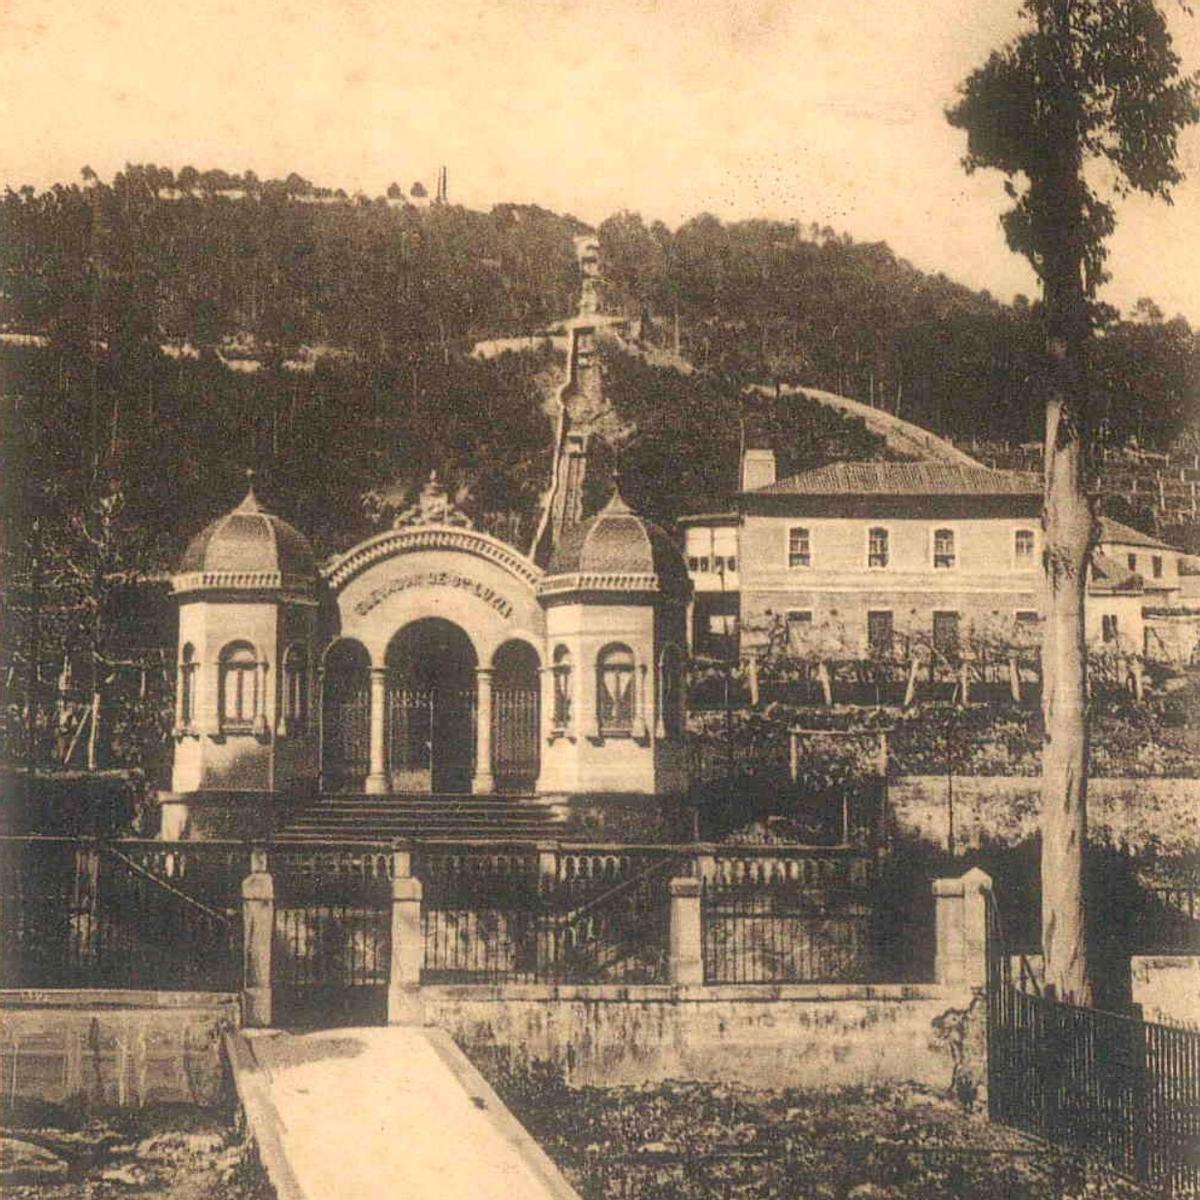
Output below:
[162,478,692,838]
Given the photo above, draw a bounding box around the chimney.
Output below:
[740,448,776,492]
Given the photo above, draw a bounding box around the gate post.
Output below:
[241,849,274,1028]
[668,877,704,986]
[388,846,424,1025]
[933,868,992,989]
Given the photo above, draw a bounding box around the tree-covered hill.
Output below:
[597,212,1200,453]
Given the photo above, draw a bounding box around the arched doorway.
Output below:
[491,640,541,793]
[322,640,370,791]
[386,619,477,794]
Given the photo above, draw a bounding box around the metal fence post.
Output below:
[388,846,424,1025]
[668,876,703,986]
[241,848,274,1028]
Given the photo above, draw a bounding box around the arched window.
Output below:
[179,644,197,728]
[596,644,635,735]
[933,528,956,569]
[283,644,309,732]
[867,527,889,569]
[658,645,684,739]
[219,642,259,732]
[551,645,573,730]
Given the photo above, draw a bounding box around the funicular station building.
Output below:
[162,471,692,843]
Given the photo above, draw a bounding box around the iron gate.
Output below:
[322,674,369,788]
[387,682,476,793]
[492,684,539,791]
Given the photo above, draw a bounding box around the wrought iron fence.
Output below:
[416,843,683,984]
[701,851,874,984]
[0,836,240,991]
[987,894,1200,1197]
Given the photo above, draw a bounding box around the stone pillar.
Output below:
[668,876,704,986]
[387,856,424,1026]
[932,867,992,990]
[473,668,495,794]
[365,667,389,794]
[241,849,274,1028]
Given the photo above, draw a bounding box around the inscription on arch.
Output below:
[353,570,514,619]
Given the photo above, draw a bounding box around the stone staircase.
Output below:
[275,793,562,842]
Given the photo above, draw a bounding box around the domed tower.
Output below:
[536,486,691,804]
[163,482,320,838]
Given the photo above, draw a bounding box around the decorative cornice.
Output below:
[324,524,543,591]
[172,571,318,596]
[537,571,690,599]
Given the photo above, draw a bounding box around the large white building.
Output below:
[682,448,1195,666]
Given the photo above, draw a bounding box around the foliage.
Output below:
[597,211,1200,452]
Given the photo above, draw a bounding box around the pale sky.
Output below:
[3,0,1198,322]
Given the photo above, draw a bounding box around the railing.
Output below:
[987,892,1200,1197]
[701,849,875,984]
[0,836,240,992]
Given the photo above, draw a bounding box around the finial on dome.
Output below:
[604,467,632,514]
[237,468,262,513]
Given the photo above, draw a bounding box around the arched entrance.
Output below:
[385,619,477,794]
[491,640,541,793]
[321,640,370,791]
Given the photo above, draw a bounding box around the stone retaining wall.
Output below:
[424,983,983,1095]
[0,990,239,1109]
[890,775,1200,855]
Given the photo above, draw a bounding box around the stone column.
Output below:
[388,852,424,1025]
[472,668,495,794]
[241,849,274,1028]
[365,667,389,794]
[932,867,993,990]
[668,876,704,986]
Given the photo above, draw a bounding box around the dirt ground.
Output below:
[0,1105,272,1200]
[479,1062,1155,1200]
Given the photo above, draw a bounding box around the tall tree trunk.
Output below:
[1041,385,1093,1003]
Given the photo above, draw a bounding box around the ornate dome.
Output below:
[175,484,318,594]
[542,488,690,599]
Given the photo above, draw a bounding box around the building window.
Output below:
[597,644,635,734]
[1015,610,1039,625]
[1014,529,1036,565]
[785,611,813,654]
[868,527,889,569]
[1127,553,1138,572]
[687,556,700,572]
[283,644,309,731]
[179,644,197,727]
[1102,613,1119,643]
[867,611,894,656]
[219,642,259,732]
[932,611,960,657]
[552,645,572,730]
[933,528,956,569]
[1152,555,1163,579]
[788,527,811,568]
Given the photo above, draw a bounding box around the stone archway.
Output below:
[491,640,541,793]
[385,619,478,794]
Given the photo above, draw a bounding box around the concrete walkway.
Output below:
[226,1027,580,1200]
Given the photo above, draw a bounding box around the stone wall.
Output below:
[1131,956,1200,1028]
[424,982,982,1095]
[890,775,1200,856]
[0,990,238,1109]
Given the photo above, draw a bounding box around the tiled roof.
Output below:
[1097,517,1176,551]
[750,462,1040,497]
[1089,552,1143,594]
